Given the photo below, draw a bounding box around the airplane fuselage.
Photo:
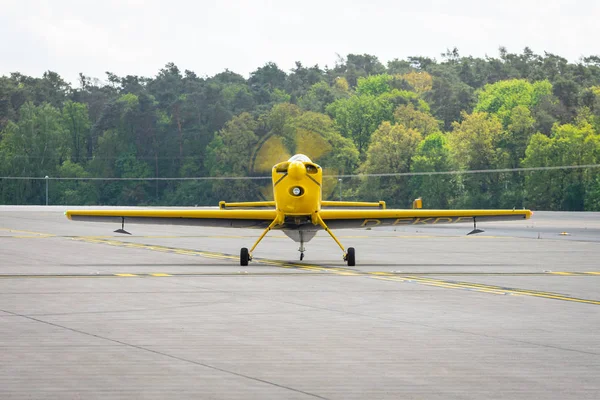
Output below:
[272,154,323,217]
[270,154,324,245]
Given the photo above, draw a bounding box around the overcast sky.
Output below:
[1,0,598,85]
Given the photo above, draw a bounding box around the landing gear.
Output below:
[298,232,306,261]
[313,213,357,267]
[240,247,250,266]
[345,247,355,266]
[241,218,281,266]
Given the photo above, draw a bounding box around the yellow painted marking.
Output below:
[0,228,56,236]
[141,235,182,239]
[584,272,600,275]
[522,293,600,305]
[201,253,231,259]
[334,271,362,276]
[174,250,199,255]
[70,236,600,306]
[550,272,574,275]
[83,235,114,238]
[393,235,436,239]
[403,276,561,295]
[371,275,600,304]
[470,288,508,295]
[404,278,490,291]
[295,266,324,271]
[150,273,171,277]
[212,235,248,239]
[77,238,105,243]
[12,235,54,239]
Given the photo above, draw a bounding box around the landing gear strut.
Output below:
[298,231,306,261]
[240,218,281,266]
[240,214,357,266]
[314,213,356,266]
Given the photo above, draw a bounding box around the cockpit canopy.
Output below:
[274,154,320,174]
[288,154,312,163]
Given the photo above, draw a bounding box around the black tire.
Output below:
[346,247,356,266]
[300,253,304,261]
[240,247,249,266]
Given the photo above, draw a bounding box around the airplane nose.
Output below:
[288,161,306,181]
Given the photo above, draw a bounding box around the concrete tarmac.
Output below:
[0,207,599,399]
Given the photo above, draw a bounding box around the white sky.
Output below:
[1,0,599,85]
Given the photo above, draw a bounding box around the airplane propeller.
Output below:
[250,128,341,201]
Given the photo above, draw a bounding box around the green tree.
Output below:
[523,122,600,210]
[0,102,68,204]
[61,101,91,164]
[249,62,287,106]
[448,112,505,207]
[386,59,413,75]
[298,81,348,113]
[285,62,325,102]
[356,74,392,96]
[401,71,433,94]
[360,122,422,206]
[331,54,386,87]
[205,113,260,202]
[410,133,458,208]
[326,94,395,155]
[580,86,600,133]
[393,104,441,137]
[0,75,19,130]
[53,160,98,205]
[425,71,475,130]
[474,79,554,128]
[114,152,153,205]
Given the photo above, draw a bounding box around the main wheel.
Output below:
[346,247,355,266]
[240,247,249,266]
[300,252,304,261]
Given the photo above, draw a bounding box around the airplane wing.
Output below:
[320,209,532,229]
[65,209,277,229]
[66,208,531,231]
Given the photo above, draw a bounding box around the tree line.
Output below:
[1,47,600,210]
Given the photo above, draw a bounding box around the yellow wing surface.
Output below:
[320,209,532,229]
[65,209,277,229]
[66,208,531,230]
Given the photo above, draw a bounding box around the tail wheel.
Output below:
[240,247,250,266]
[346,247,355,266]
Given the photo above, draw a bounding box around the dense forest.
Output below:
[2,48,600,210]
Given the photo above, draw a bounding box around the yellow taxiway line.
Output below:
[1,228,598,306]
[63,236,600,306]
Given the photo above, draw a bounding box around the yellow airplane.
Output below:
[66,154,532,266]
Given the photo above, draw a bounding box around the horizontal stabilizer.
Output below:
[321,200,386,209]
